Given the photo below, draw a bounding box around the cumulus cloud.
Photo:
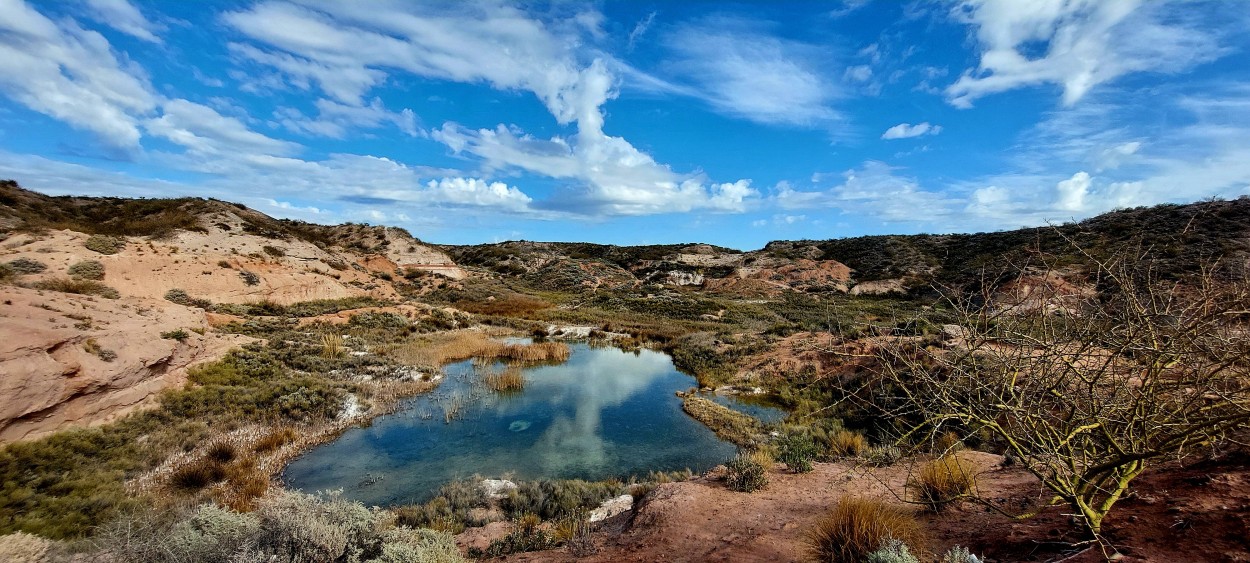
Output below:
[0,0,157,147]
[881,122,941,139]
[662,16,838,126]
[80,0,162,43]
[947,0,1226,107]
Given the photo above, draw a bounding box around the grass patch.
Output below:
[6,257,45,274]
[482,365,525,392]
[29,277,120,299]
[805,497,928,563]
[681,396,767,449]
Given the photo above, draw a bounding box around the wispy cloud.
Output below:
[80,0,162,43]
[946,0,1229,107]
[661,15,839,126]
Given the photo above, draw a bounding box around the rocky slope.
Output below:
[0,182,466,443]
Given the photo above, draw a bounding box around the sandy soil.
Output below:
[479,450,1250,563]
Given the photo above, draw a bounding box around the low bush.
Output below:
[911,455,976,512]
[865,538,921,563]
[775,433,819,473]
[501,479,625,521]
[84,235,125,254]
[939,545,982,563]
[863,445,904,467]
[31,277,120,299]
[165,288,212,308]
[68,259,105,280]
[6,257,46,274]
[481,514,556,558]
[162,329,191,342]
[171,459,227,490]
[83,338,118,361]
[239,270,260,286]
[725,453,768,492]
[261,245,285,258]
[805,497,927,563]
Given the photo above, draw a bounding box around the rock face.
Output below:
[0,286,246,443]
[665,270,705,286]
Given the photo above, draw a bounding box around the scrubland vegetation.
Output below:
[4,183,1250,561]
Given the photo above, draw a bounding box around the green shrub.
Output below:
[162,329,191,342]
[165,288,212,308]
[804,497,927,563]
[84,235,125,254]
[481,514,556,557]
[68,259,105,280]
[865,539,921,563]
[6,257,46,274]
[775,433,819,473]
[725,453,768,492]
[863,445,904,467]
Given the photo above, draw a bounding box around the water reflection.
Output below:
[284,343,738,506]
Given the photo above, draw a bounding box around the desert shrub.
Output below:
[218,260,232,269]
[83,338,118,361]
[865,538,921,563]
[321,332,344,359]
[162,329,191,342]
[725,453,768,492]
[6,257,46,274]
[500,479,625,521]
[261,245,285,257]
[84,235,125,254]
[481,514,556,557]
[863,445,904,467]
[395,480,491,533]
[775,433,819,473]
[164,288,212,308]
[252,490,376,562]
[829,429,868,458]
[350,312,410,330]
[911,455,976,512]
[31,277,120,299]
[164,504,261,562]
[805,497,927,563]
[939,545,982,563]
[239,270,260,286]
[68,259,105,280]
[0,264,13,283]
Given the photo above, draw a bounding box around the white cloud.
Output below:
[881,122,941,140]
[662,16,838,126]
[276,97,419,138]
[947,0,1226,107]
[146,99,300,157]
[80,0,161,43]
[0,0,157,147]
[778,161,958,222]
[844,65,873,82]
[425,177,531,210]
[1055,171,1090,211]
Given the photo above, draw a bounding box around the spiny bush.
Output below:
[6,257,46,274]
[68,259,105,280]
[83,338,118,361]
[864,538,921,563]
[911,455,976,512]
[239,270,260,286]
[0,531,54,562]
[939,545,982,563]
[31,277,120,299]
[171,459,227,490]
[775,433,819,473]
[863,445,904,467]
[805,497,927,563]
[725,453,768,492]
[84,234,125,254]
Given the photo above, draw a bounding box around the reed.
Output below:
[483,365,525,392]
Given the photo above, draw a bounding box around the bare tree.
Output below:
[877,252,1250,535]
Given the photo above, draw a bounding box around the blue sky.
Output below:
[1,0,1248,248]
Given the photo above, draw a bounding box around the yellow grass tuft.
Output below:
[910,454,977,512]
[805,496,928,563]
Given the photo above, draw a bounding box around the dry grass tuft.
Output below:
[805,496,928,563]
[829,429,868,458]
[252,427,297,453]
[321,332,344,359]
[910,454,977,512]
[387,331,570,369]
[483,365,525,392]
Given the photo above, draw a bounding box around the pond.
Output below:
[284,342,780,506]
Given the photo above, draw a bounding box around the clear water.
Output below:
[283,343,744,506]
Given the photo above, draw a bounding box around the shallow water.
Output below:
[284,343,754,506]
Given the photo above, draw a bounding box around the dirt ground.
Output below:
[480,450,1250,562]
